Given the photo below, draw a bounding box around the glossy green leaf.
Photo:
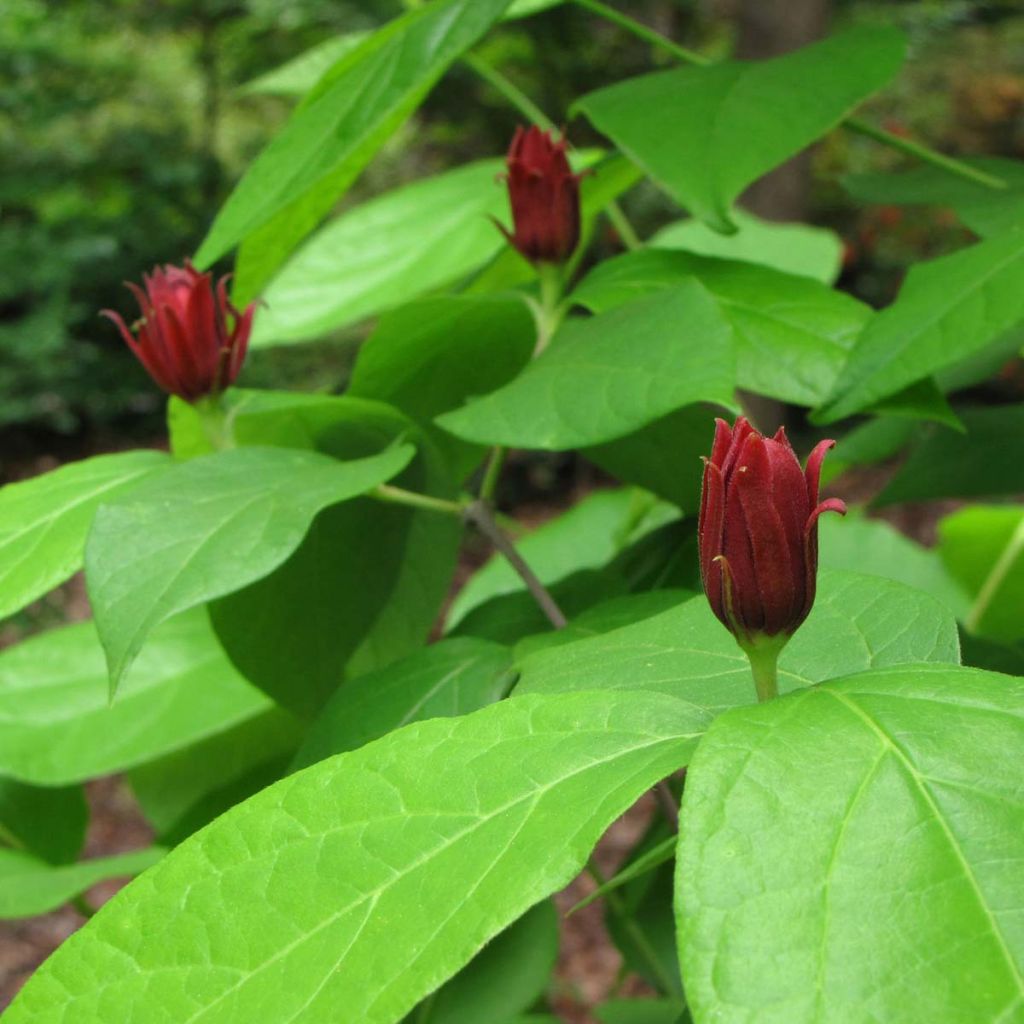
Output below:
[0,778,87,865]
[293,637,513,770]
[437,284,735,448]
[206,397,459,716]
[447,488,678,629]
[0,847,164,920]
[196,0,513,282]
[129,709,303,843]
[574,25,904,231]
[677,665,1024,1023]
[6,689,709,1024]
[939,505,1024,644]
[85,443,412,695]
[349,294,535,478]
[651,209,842,284]
[0,450,169,620]
[573,250,870,406]
[877,404,1024,505]
[250,160,505,346]
[843,156,1023,237]
[411,900,559,1024]
[0,610,271,786]
[516,570,961,711]
[816,229,1024,422]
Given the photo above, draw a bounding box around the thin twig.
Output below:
[465,500,567,629]
[372,485,465,517]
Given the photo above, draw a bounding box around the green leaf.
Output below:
[818,512,970,619]
[0,847,164,920]
[842,156,1024,237]
[195,0,514,283]
[85,444,412,695]
[0,778,87,865]
[437,285,736,448]
[816,229,1024,422]
[447,488,678,629]
[818,416,917,485]
[293,637,513,770]
[583,404,711,510]
[651,209,842,284]
[677,665,1024,1023]
[876,404,1024,504]
[0,450,169,621]
[7,689,709,1024]
[572,250,870,406]
[516,570,961,711]
[239,32,370,98]
[250,160,505,346]
[412,900,559,1024]
[206,397,460,716]
[0,610,271,786]
[129,709,303,843]
[939,505,1024,643]
[866,375,962,429]
[349,295,535,478]
[574,25,904,231]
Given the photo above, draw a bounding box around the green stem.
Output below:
[572,0,1007,192]
[534,261,566,354]
[479,446,506,503]
[844,116,1007,190]
[605,200,643,251]
[743,638,786,703]
[371,485,466,517]
[965,516,1024,634]
[586,859,678,993]
[462,52,555,131]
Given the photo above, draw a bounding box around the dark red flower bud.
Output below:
[101,260,255,402]
[500,125,583,264]
[698,417,846,646]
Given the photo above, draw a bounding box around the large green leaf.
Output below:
[939,505,1024,644]
[7,689,708,1024]
[437,285,735,448]
[195,0,513,290]
[0,778,87,865]
[447,488,678,629]
[205,397,460,716]
[348,294,535,478]
[572,250,870,406]
[250,160,506,346]
[0,610,271,786]
[574,25,904,231]
[651,209,842,284]
[516,570,961,712]
[876,404,1024,504]
[410,900,559,1024]
[240,32,370,98]
[0,847,164,920]
[85,443,412,695]
[129,709,303,844]
[0,450,169,620]
[818,512,970,618]
[816,229,1024,422]
[677,665,1024,1023]
[294,637,512,770]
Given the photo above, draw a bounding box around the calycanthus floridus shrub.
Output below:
[2,3,1023,1022]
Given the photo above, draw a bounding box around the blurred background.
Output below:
[3,0,1023,464]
